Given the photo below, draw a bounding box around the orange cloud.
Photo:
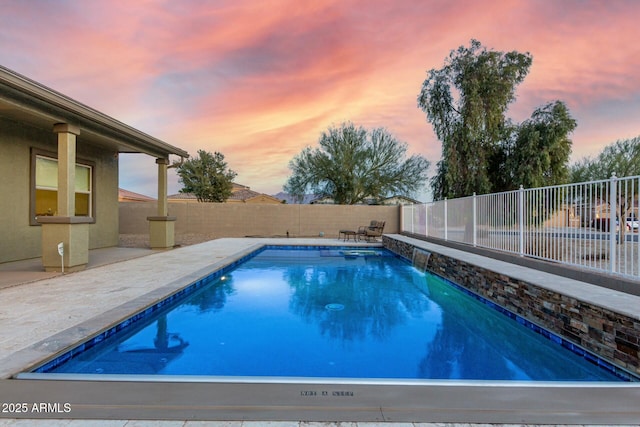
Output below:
[2,0,640,197]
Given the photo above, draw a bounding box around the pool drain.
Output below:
[325,303,345,311]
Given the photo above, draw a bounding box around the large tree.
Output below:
[418,40,576,199]
[418,39,532,199]
[570,136,640,182]
[504,101,576,189]
[284,122,430,204]
[174,149,237,202]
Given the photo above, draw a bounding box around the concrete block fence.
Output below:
[119,202,400,239]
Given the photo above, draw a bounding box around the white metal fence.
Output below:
[402,175,640,280]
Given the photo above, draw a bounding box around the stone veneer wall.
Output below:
[382,235,640,377]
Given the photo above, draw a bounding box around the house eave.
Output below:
[0,65,189,159]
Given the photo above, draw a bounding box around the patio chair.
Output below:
[358,220,385,242]
[356,220,378,241]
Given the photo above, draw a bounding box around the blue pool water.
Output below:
[41,247,626,381]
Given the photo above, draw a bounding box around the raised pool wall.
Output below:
[382,235,640,377]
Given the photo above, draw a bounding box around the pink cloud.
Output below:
[2,0,640,197]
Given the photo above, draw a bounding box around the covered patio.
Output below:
[0,65,189,271]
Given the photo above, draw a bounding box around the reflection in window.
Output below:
[35,155,92,217]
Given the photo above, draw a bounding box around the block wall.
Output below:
[119,202,400,238]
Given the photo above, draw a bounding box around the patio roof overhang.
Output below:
[0,65,189,159]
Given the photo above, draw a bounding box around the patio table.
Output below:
[338,230,357,242]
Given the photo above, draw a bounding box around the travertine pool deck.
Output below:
[1,236,640,426]
[0,238,379,377]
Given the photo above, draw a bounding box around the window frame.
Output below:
[30,148,96,225]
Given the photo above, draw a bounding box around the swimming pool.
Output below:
[28,246,631,381]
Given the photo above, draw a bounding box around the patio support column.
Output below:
[157,157,169,217]
[39,123,91,272]
[55,123,78,216]
[147,157,176,249]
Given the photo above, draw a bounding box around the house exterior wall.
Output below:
[119,202,400,238]
[0,118,41,262]
[89,144,119,249]
[0,117,119,263]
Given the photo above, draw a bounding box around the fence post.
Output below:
[472,192,477,247]
[425,203,428,237]
[444,198,448,241]
[519,185,524,257]
[609,173,617,273]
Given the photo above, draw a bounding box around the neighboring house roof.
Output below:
[231,183,250,191]
[118,188,156,202]
[380,195,422,205]
[168,184,283,204]
[0,65,189,159]
[228,189,283,204]
[167,192,199,201]
[309,195,421,205]
[310,196,335,204]
[272,192,317,204]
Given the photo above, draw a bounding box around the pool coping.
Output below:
[384,234,640,376]
[2,237,640,423]
[387,234,640,321]
[4,370,640,423]
[20,244,637,383]
[21,245,390,376]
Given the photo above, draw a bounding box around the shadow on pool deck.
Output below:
[0,234,381,289]
[0,246,158,289]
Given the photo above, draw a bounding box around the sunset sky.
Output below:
[2,0,640,200]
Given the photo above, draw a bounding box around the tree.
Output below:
[418,40,576,199]
[570,136,640,182]
[418,39,532,199]
[174,149,237,202]
[504,101,576,189]
[569,136,640,243]
[284,122,430,204]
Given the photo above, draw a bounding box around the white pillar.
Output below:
[609,173,617,272]
[519,185,524,256]
[473,192,477,247]
[444,198,448,241]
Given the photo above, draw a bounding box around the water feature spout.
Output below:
[412,248,431,272]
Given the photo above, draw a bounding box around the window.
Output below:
[33,153,93,221]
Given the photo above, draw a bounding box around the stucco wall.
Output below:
[87,145,119,249]
[0,118,41,262]
[0,117,119,263]
[119,202,400,238]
